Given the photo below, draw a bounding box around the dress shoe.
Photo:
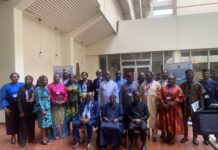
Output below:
[203,140,209,145]
[72,142,81,149]
[192,139,199,145]
[87,143,91,150]
[181,137,188,143]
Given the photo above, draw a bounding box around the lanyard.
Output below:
[128,82,133,92]
[145,80,153,93]
[167,87,172,96]
[55,84,60,92]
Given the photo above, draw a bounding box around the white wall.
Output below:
[98,0,123,31]
[72,40,88,74]
[86,12,218,55]
[23,15,63,83]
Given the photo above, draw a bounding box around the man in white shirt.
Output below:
[98,71,119,108]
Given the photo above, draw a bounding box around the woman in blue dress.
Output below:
[34,75,52,145]
[0,72,24,144]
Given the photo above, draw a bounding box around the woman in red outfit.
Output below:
[158,74,184,144]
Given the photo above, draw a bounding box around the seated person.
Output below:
[127,90,149,150]
[72,92,99,150]
[99,93,124,149]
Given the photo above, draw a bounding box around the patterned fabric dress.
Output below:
[65,82,82,122]
[34,87,52,128]
[48,83,68,139]
[158,85,184,135]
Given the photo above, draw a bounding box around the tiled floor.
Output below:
[0,124,214,150]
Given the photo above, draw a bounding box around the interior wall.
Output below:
[72,40,88,75]
[23,15,63,83]
[86,12,218,55]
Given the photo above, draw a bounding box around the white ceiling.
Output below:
[75,17,113,46]
[25,0,100,32]
[22,0,116,46]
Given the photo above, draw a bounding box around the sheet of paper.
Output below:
[191,101,199,112]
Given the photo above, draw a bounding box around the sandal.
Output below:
[41,139,48,145]
[11,137,16,144]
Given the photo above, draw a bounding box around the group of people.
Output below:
[0,68,217,150]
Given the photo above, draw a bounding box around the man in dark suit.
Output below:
[127,90,149,150]
[93,69,104,101]
[72,92,99,150]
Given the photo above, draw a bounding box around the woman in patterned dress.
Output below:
[34,75,52,145]
[65,74,82,134]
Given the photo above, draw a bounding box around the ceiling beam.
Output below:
[132,0,142,19]
[141,0,149,18]
[69,13,103,38]
[15,0,37,10]
[118,0,135,20]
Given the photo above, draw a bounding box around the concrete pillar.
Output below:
[0,7,24,122]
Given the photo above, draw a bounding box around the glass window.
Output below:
[108,54,120,79]
[136,60,150,66]
[164,51,173,64]
[99,55,106,73]
[122,61,135,66]
[210,49,218,55]
[180,50,190,62]
[191,50,208,80]
[121,53,150,60]
[210,49,218,82]
[181,50,190,57]
[152,52,163,80]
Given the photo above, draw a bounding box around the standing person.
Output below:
[158,70,169,139]
[199,69,218,145]
[72,92,99,150]
[114,70,127,93]
[99,93,124,149]
[48,73,68,139]
[180,69,205,145]
[98,71,119,108]
[141,71,161,142]
[138,72,145,86]
[65,74,82,134]
[158,74,184,144]
[93,69,104,101]
[17,75,36,147]
[127,90,149,150]
[0,72,24,144]
[61,69,69,85]
[120,72,139,110]
[34,75,52,145]
[78,72,93,97]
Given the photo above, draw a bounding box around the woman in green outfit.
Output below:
[65,74,82,134]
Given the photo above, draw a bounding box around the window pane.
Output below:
[193,63,208,80]
[210,49,218,82]
[136,60,150,66]
[164,51,173,64]
[99,56,106,73]
[121,53,150,60]
[210,62,218,82]
[210,49,218,55]
[108,55,120,79]
[122,61,135,66]
[152,52,163,80]
[192,50,208,56]
[181,50,190,57]
[121,53,135,60]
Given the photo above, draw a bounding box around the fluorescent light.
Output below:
[153,9,173,16]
